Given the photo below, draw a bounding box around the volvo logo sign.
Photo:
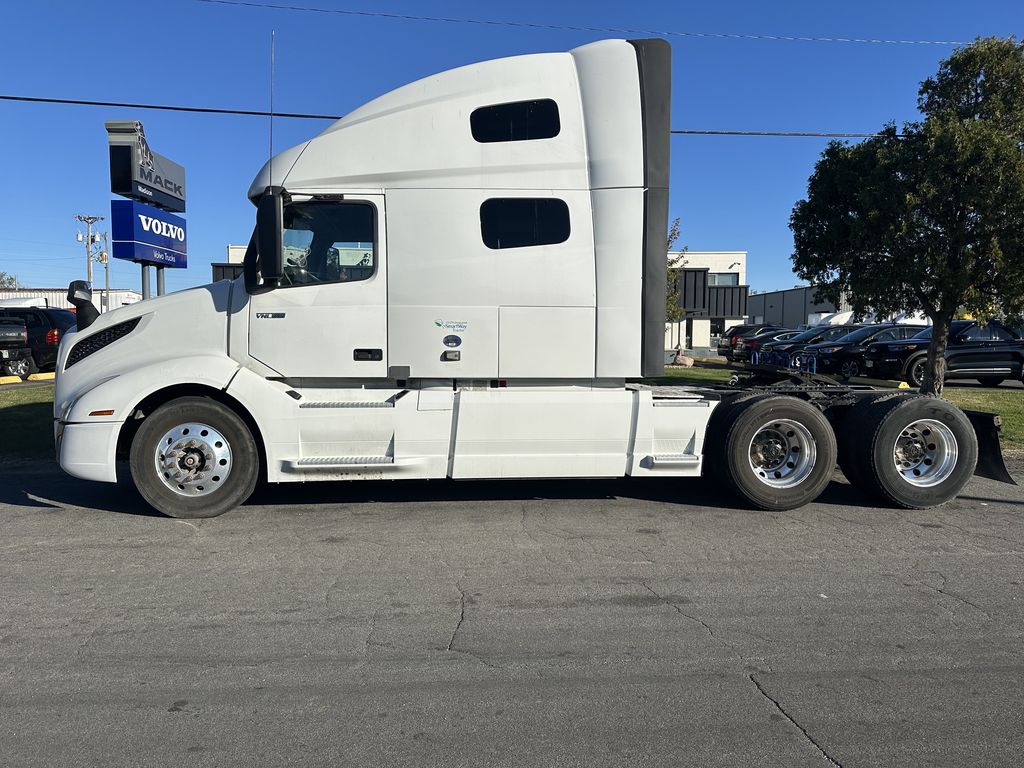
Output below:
[110,199,188,268]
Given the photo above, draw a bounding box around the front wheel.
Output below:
[840,359,860,380]
[905,356,927,388]
[706,395,837,511]
[129,397,259,518]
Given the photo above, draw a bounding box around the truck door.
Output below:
[248,196,387,378]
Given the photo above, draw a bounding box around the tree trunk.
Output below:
[920,310,953,397]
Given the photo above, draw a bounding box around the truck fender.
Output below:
[64,355,241,423]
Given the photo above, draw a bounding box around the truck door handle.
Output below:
[353,348,383,361]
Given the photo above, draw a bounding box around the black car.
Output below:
[804,323,927,379]
[0,306,77,373]
[864,320,1024,387]
[760,324,860,359]
[733,328,799,363]
[717,324,785,362]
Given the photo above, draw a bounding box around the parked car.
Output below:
[717,324,785,362]
[864,320,1024,387]
[0,306,77,373]
[760,324,861,358]
[735,328,799,363]
[0,318,33,377]
[805,323,927,379]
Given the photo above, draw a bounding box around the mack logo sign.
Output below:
[110,200,187,268]
[106,120,186,213]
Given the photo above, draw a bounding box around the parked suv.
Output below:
[805,323,927,379]
[864,320,1023,387]
[0,318,33,377]
[717,324,784,362]
[0,306,77,373]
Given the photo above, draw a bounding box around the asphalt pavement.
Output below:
[1,463,1022,767]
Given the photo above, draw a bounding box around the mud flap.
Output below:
[963,409,1018,485]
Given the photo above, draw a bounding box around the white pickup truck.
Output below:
[53,38,1009,518]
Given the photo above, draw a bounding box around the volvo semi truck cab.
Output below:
[54,39,1005,518]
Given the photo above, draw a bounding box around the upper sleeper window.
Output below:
[480,198,570,250]
[471,99,560,143]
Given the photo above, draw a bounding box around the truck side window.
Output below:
[471,99,560,143]
[480,198,570,249]
[281,202,375,286]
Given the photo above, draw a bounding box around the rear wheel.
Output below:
[706,395,837,510]
[977,376,1005,388]
[847,395,977,508]
[129,397,259,519]
[3,358,30,377]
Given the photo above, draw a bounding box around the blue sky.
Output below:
[0,0,1020,295]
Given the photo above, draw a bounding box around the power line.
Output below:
[194,0,967,46]
[0,94,893,137]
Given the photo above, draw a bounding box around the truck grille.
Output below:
[65,318,141,368]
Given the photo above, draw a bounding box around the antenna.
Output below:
[269,29,275,184]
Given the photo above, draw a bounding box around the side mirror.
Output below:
[256,188,284,282]
[67,280,99,331]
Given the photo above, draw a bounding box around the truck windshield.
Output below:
[280,202,375,286]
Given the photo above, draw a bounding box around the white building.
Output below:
[666,250,748,353]
[0,287,141,312]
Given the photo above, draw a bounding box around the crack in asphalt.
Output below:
[446,583,466,652]
[749,673,843,768]
[640,581,726,647]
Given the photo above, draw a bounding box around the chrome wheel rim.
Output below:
[748,419,817,488]
[892,418,957,487]
[154,422,232,497]
[7,359,28,376]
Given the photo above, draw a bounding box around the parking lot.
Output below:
[2,462,1022,767]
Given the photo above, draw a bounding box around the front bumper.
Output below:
[55,420,120,483]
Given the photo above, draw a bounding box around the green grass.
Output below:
[944,388,1024,453]
[1,373,1019,460]
[0,383,55,459]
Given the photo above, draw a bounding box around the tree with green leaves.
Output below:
[0,271,18,289]
[791,37,1024,396]
[666,217,685,326]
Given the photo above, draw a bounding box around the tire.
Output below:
[834,392,905,489]
[3,357,30,377]
[839,359,860,380]
[847,395,977,509]
[707,394,837,511]
[977,376,1005,388]
[905,356,927,388]
[129,396,259,518]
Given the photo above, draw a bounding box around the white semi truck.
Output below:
[54,39,1010,518]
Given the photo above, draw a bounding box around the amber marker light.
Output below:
[88,410,115,417]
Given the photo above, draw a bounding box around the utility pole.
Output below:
[74,214,104,286]
[99,232,111,312]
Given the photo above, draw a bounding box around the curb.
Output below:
[0,375,22,385]
[27,373,55,381]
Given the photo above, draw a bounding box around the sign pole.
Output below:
[141,264,150,300]
[156,266,165,296]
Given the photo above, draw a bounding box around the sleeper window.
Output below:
[480,198,570,250]
[471,99,560,143]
